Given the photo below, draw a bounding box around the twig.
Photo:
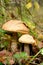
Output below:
[29,49,42,63]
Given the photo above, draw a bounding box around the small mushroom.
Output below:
[18,34,36,55]
[2,20,29,53]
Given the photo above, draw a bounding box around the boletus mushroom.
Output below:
[18,34,36,55]
[2,20,28,34]
[2,20,29,53]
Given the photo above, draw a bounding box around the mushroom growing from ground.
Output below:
[2,20,28,34]
[18,34,36,55]
[2,20,29,53]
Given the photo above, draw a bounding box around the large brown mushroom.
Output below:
[18,34,36,55]
[2,20,29,53]
[2,20,29,34]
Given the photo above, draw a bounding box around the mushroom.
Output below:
[2,20,28,34]
[2,20,29,53]
[18,34,36,55]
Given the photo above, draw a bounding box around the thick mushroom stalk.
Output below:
[24,44,30,55]
[11,41,18,53]
[2,20,29,53]
[18,34,36,55]
[11,33,18,53]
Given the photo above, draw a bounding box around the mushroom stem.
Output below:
[24,44,30,55]
[11,33,18,53]
[11,41,18,53]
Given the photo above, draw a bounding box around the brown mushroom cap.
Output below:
[18,34,35,44]
[2,20,29,33]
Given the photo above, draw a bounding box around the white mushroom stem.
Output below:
[11,33,18,53]
[11,41,18,53]
[24,44,30,55]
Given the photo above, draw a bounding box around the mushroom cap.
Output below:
[18,34,35,44]
[2,20,28,33]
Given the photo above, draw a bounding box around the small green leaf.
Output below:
[17,33,22,37]
[20,52,28,59]
[30,29,38,38]
[0,28,6,36]
[22,16,35,30]
[13,52,28,60]
[26,2,32,9]
[40,48,43,55]
[0,62,3,65]
[13,53,20,60]
[40,62,43,65]
[3,41,9,47]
